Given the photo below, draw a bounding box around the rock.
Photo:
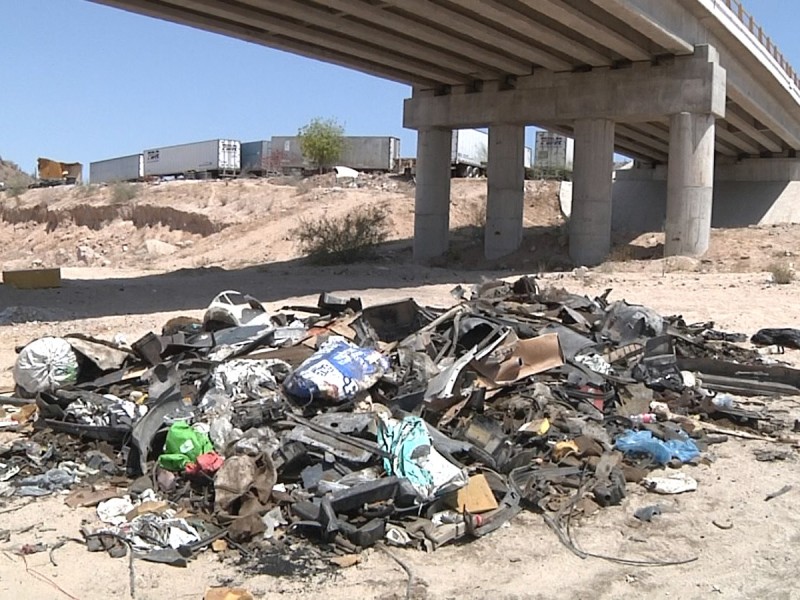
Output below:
[77,246,95,262]
[572,266,590,278]
[144,239,178,256]
[663,256,700,272]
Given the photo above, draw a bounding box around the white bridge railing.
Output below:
[722,0,799,88]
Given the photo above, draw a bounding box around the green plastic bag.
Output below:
[158,421,214,471]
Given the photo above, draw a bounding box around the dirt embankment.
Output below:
[0,202,224,236]
[0,174,798,278]
[0,177,563,272]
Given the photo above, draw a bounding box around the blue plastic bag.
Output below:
[615,429,699,464]
[284,336,389,402]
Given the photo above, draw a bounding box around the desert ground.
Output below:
[0,176,799,600]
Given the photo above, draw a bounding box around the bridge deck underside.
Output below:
[551,98,786,164]
[91,0,680,83]
[89,0,799,162]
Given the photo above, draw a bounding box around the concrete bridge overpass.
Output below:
[88,0,800,264]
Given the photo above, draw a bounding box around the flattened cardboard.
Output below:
[473,332,564,386]
[446,473,499,514]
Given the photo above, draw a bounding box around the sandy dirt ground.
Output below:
[0,179,799,599]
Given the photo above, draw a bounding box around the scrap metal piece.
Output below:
[318,292,363,316]
[361,298,435,342]
[131,332,164,366]
[453,415,514,470]
[340,518,385,548]
[424,346,479,411]
[129,364,193,475]
[765,484,792,502]
[137,548,188,567]
[602,301,665,343]
[678,358,800,396]
[292,476,417,522]
[65,335,132,371]
[634,504,662,522]
[285,412,387,462]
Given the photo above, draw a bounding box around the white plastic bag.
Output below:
[14,337,79,395]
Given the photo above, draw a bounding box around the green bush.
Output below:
[768,262,795,284]
[298,117,345,173]
[76,183,100,198]
[111,182,139,203]
[292,205,389,265]
[5,174,28,198]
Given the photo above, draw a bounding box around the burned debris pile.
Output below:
[1,276,797,570]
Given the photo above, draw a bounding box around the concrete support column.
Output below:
[665,112,715,256]
[485,124,526,259]
[570,118,615,265]
[413,128,452,259]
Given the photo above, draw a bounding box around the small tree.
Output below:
[298,117,345,173]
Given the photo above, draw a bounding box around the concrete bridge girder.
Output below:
[723,108,784,154]
[311,0,531,77]
[518,0,652,62]
[381,0,573,71]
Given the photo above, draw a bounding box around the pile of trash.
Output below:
[1,277,798,570]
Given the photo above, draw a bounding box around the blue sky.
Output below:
[0,0,794,173]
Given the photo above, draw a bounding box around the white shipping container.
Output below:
[89,154,144,184]
[451,130,530,176]
[451,129,488,171]
[340,136,400,170]
[534,131,574,171]
[143,139,241,177]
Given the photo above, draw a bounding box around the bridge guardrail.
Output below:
[722,0,799,89]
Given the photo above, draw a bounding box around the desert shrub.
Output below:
[5,175,28,198]
[768,262,795,284]
[76,183,100,198]
[111,182,139,204]
[292,205,389,265]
